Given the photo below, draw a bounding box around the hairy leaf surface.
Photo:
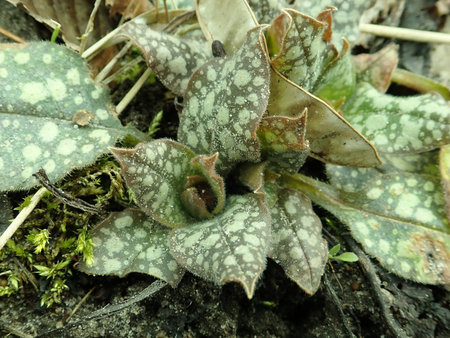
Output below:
[343,83,450,154]
[178,26,270,173]
[247,0,284,25]
[441,145,450,221]
[258,114,310,173]
[327,151,440,193]
[170,194,271,298]
[115,15,211,96]
[272,8,355,102]
[268,188,327,294]
[286,173,450,285]
[0,42,138,191]
[78,209,184,286]
[291,0,374,47]
[110,140,225,227]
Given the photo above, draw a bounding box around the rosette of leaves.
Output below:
[79,139,272,297]
[81,0,448,297]
[80,24,329,296]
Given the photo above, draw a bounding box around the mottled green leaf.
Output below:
[291,0,374,47]
[178,26,270,173]
[110,140,225,227]
[195,0,257,53]
[269,69,380,167]
[115,14,211,96]
[0,42,139,192]
[268,187,327,295]
[247,0,284,25]
[285,173,450,285]
[327,151,440,193]
[440,145,450,221]
[353,43,399,93]
[258,114,310,173]
[77,209,184,286]
[272,8,356,102]
[343,83,450,154]
[170,194,271,298]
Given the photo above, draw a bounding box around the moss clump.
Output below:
[0,157,130,307]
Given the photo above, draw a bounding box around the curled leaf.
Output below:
[271,8,356,102]
[269,69,380,167]
[110,140,224,227]
[77,209,184,287]
[258,113,310,173]
[291,0,375,47]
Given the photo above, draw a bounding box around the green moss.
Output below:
[0,156,130,307]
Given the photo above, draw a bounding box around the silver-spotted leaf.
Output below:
[195,0,257,53]
[343,83,450,154]
[110,139,225,227]
[178,26,270,173]
[115,14,211,96]
[268,187,328,295]
[287,173,450,285]
[0,42,140,192]
[170,194,271,298]
[258,114,310,173]
[269,69,380,167]
[440,145,450,221]
[271,8,356,103]
[77,209,184,286]
[247,0,284,25]
[327,151,440,193]
[291,0,374,47]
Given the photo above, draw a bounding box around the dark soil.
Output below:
[1,1,449,337]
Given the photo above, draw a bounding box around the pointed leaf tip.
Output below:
[170,194,271,298]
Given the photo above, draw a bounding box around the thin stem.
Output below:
[360,23,450,44]
[103,56,144,85]
[0,26,26,43]
[65,287,96,324]
[0,187,48,251]
[391,68,450,100]
[95,42,132,83]
[116,68,153,114]
[79,0,102,54]
[81,27,122,60]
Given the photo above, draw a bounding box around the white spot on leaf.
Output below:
[57,138,76,155]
